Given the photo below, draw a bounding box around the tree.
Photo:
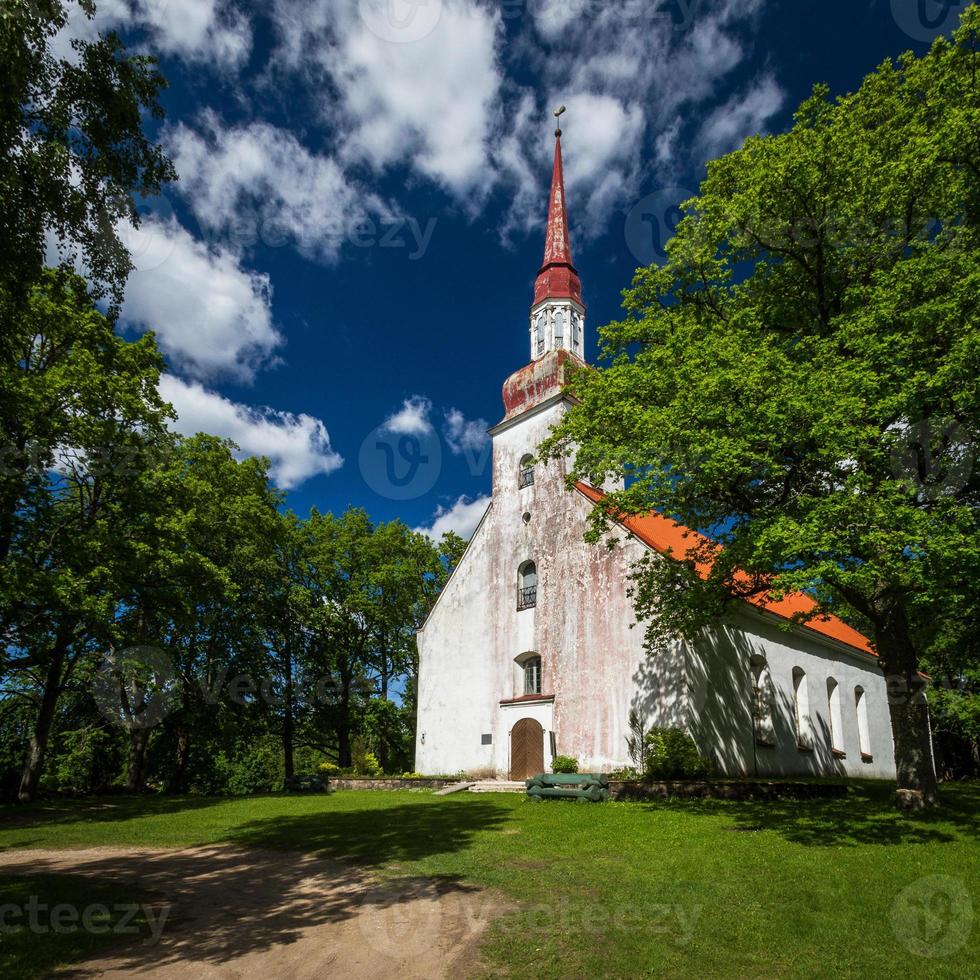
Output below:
[544,10,980,804]
[117,434,283,792]
[0,271,170,801]
[0,1,175,316]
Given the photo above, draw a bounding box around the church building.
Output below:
[414,123,896,783]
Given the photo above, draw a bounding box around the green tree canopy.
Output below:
[0,1,175,315]
[544,9,980,802]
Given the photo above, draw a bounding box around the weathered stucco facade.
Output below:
[414,377,896,781]
[414,124,897,782]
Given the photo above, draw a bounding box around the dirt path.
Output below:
[0,845,505,978]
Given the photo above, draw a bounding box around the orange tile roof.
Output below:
[575,482,876,658]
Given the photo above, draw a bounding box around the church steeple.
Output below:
[529,108,585,362]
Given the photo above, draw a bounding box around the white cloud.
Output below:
[271,0,502,197]
[696,74,786,160]
[415,494,490,541]
[383,396,433,436]
[53,0,251,69]
[443,408,488,455]
[116,216,281,382]
[159,375,343,488]
[500,0,777,240]
[167,114,391,263]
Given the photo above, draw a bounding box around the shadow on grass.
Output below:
[649,780,980,847]
[0,798,511,973]
[226,796,511,867]
[0,794,222,836]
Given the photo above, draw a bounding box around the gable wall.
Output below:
[416,399,897,781]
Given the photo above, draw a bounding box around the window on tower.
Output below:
[517,560,537,609]
[536,315,545,355]
[519,454,535,488]
[554,310,564,342]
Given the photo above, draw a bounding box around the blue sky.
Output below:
[54,1,961,537]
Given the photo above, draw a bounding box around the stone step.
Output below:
[467,780,527,793]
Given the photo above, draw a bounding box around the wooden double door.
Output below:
[510,717,544,780]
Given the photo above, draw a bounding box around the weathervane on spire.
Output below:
[554,104,566,138]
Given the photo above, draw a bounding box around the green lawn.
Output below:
[1,782,978,978]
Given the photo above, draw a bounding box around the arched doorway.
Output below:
[510,717,544,780]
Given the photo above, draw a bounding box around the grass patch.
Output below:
[2,781,978,978]
[0,874,158,980]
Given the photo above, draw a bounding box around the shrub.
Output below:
[213,743,282,795]
[318,762,342,776]
[552,755,579,774]
[608,766,640,781]
[643,728,710,780]
[354,751,382,777]
[400,771,425,779]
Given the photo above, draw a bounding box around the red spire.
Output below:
[533,127,583,307]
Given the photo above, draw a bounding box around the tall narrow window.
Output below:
[554,310,564,342]
[536,315,545,355]
[751,656,775,746]
[855,687,871,760]
[572,313,580,347]
[793,667,813,749]
[827,678,844,753]
[523,655,542,695]
[519,454,535,489]
[517,561,537,610]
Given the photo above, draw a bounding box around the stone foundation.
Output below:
[608,779,849,801]
[329,777,457,791]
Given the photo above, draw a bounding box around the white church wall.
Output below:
[415,507,500,777]
[687,609,896,780]
[417,390,897,782]
[485,400,686,773]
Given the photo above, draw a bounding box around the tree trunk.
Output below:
[126,728,149,793]
[283,645,294,780]
[172,723,191,792]
[18,627,71,803]
[875,603,939,806]
[378,646,389,773]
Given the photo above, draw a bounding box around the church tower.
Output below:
[528,118,586,361]
[499,119,587,428]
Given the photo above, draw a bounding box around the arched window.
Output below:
[827,678,844,753]
[536,315,545,355]
[517,560,537,610]
[572,312,581,347]
[519,454,535,489]
[523,655,542,695]
[793,667,813,749]
[855,686,871,759]
[751,656,775,746]
[554,310,564,341]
